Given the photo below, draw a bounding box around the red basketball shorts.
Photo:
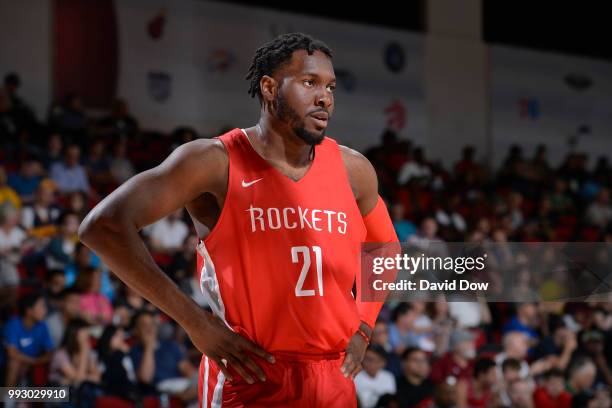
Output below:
[198,352,357,407]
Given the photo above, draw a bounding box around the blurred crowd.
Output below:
[1,71,612,408]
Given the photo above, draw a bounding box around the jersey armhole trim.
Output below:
[201,134,233,246]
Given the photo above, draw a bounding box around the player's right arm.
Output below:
[78,139,273,384]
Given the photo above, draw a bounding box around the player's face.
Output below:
[275,50,336,145]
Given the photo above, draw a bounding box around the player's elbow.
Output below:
[78,210,123,248]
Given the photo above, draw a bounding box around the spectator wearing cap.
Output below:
[2,293,54,386]
[574,330,612,386]
[49,145,92,196]
[354,344,396,408]
[431,329,475,384]
[395,347,434,408]
[533,368,572,408]
[456,357,497,408]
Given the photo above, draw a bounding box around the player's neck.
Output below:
[250,119,313,168]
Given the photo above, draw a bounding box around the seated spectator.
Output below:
[84,139,114,193]
[74,267,113,326]
[20,179,61,237]
[0,166,21,210]
[585,188,612,228]
[44,269,67,311]
[113,284,156,329]
[41,133,63,170]
[497,358,522,406]
[48,318,101,405]
[388,303,422,355]
[7,158,44,204]
[48,94,87,140]
[390,202,416,242]
[97,325,140,402]
[395,347,434,407]
[45,212,80,270]
[533,368,572,408]
[354,345,396,408]
[130,311,197,400]
[145,208,190,254]
[457,357,497,408]
[98,98,139,138]
[430,376,459,408]
[575,329,612,386]
[532,315,577,372]
[397,146,431,186]
[495,331,552,378]
[109,139,135,184]
[65,242,114,302]
[566,357,597,396]
[49,145,91,196]
[506,378,534,408]
[3,293,54,386]
[431,329,475,384]
[448,299,491,329]
[502,302,539,341]
[371,319,401,376]
[45,287,81,347]
[0,205,28,309]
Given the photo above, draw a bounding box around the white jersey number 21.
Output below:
[291,246,323,296]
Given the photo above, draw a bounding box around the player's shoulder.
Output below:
[170,138,228,168]
[337,144,378,200]
[338,144,376,179]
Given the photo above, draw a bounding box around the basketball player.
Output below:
[79,33,398,407]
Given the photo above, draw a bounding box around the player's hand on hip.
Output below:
[341,330,368,379]
[186,310,275,384]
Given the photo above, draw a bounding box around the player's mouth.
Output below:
[309,112,329,128]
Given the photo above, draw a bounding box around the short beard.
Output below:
[276,91,325,146]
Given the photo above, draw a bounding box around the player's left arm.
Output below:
[340,145,399,378]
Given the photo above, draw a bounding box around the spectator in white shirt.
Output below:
[354,345,397,408]
[146,209,190,253]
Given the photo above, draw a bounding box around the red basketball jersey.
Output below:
[196,128,366,356]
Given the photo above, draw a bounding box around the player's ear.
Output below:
[260,75,276,105]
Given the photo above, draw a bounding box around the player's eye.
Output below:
[326,84,336,92]
[304,79,314,87]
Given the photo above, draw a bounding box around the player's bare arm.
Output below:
[339,145,379,378]
[78,139,274,384]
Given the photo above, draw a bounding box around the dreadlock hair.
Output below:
[246,32,333,102]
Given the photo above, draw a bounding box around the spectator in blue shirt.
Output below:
[7,159,44,204]
[3,293,54,386]
[502,302,539,342]
[49,145,91,196]
[129,311,197,400]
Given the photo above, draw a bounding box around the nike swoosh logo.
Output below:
[242,178,263,187]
